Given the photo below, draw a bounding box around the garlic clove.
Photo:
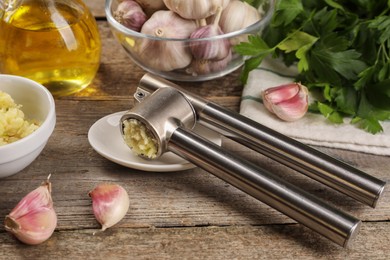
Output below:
[89,183,130,231]
[187,50,232,76]
[4,175,57,245]
[262,83,300,112]
[134,0,166,16]
[262,83,309,122]
[189,26,230,60]
[163,0,230,20]
[114,0,147,32]
[140,10,197,39]
[137,10,197,71]
[219,0,261,45]
[189,8,230,61]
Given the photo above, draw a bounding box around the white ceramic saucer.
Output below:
[88,111,221,172]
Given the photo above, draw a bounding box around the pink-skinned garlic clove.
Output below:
[189,8,230,61]
[89,183,130,231]
[4,175,57,245]
[114,0,147,32]
[262,83,309,122]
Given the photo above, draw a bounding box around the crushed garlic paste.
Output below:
[0,90,40,146]
[122,119,158,159]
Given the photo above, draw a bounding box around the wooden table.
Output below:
[1,1,389,259]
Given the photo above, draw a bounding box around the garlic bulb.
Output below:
[137,10,197,71]
[134,0,166,16]
[262,83,309,122]
[4,175,57,245]
[219,0,260,45]
[189,7,230,61]
[89,183,130,231]
[114,0,147,32]
[163,0,230,20]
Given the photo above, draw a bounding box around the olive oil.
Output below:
[0,0,101,97]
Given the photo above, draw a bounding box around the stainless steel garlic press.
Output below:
[119,73,386,247]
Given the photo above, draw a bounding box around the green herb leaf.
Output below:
[277,31,318,72]
[317,49,367,81]
[317,102,344,123]
[233,35,270,56]
[333,87,357,115]
[357,89,390,120]
[277,31,318,53]
[351,117,383,134]
[365,79,390,110]
[272,0,304,27]
[240,55,267,84]
[369,15,390,45]
[324,0,345,11]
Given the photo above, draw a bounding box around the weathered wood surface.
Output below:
[1,1,389,259]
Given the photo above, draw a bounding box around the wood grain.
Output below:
[1,223,390,259]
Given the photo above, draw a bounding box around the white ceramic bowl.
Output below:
[106,0,275,82]
[0,75,56,178]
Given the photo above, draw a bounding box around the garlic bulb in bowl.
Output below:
[219,0,261,45]
[135,10,197,71]
[105,0,275,82]
[134,0,166,16]
[163,0,230,20]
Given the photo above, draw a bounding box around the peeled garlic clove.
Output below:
[163,0,230,20]
[89,183,130,231]
[137,10,197,71]
[189,8,230,61]
[134,0,166,16]
[262,83,309,122]
[4,175,57,245]
[114,0,147,32]
[219,0,260,45]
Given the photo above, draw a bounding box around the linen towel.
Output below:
[239,57,390,156]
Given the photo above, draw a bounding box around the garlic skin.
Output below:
[163,0,230,20]
[219,0,260,45]
[114,0,147,32]
[137,10,197,71]
[89,183,130,231]
[262,83,309,122]
[4,176,57,245]
[189,8,230,61]
[134,0,166,16]
[187,50,232,76]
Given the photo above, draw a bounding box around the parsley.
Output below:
[236,0,390,134]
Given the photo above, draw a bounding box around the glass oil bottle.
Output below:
[0,0,101,97]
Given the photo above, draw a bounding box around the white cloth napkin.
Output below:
[239,57,390,156]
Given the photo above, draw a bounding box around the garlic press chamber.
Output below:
[119,73,386,247]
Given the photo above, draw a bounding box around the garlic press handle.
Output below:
[168,127,361,247]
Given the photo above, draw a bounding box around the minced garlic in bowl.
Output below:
[122,118,158,159]
[0,90,40,146]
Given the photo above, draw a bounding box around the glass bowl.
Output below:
[105,0,275,82]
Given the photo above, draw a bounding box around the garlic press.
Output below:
[119,73,386,247]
